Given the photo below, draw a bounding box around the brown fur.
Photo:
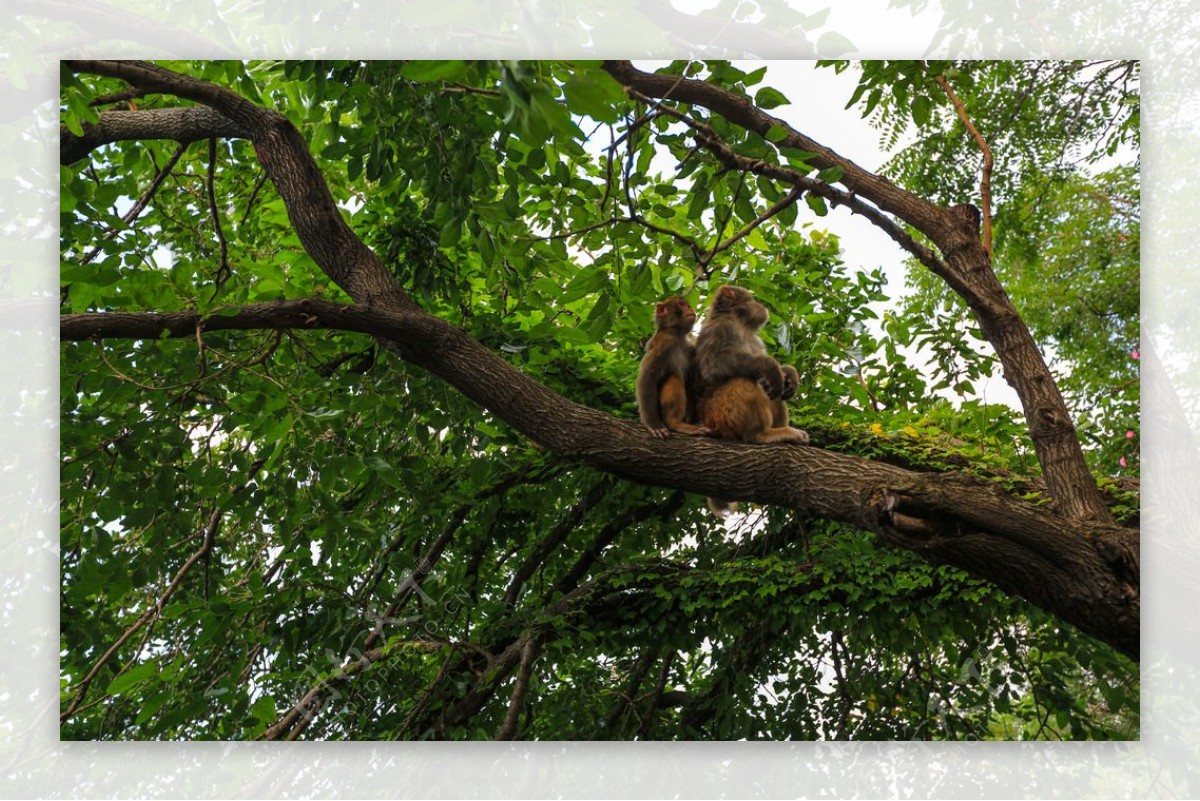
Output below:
[695,286,809,516]
[637,297,710,438]
[695,286,809,446]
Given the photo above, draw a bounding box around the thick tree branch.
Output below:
[60,107,247,165]
[60,300,1139,659]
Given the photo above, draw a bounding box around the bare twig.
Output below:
[934,73,993,256]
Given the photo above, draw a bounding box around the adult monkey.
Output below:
[695,285,808,515]
[694,285,809,446]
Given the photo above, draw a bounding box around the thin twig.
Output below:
[934,73,993,256]
[206,138,232,297]
[88,87,150,107]
[637,652,675,740]
[80,142,188,266]
[96,343,209,392]
[442,82,501,97]
[703,170,747,270]
[625,87,949,280]
[61,459,262,722]
[709,185,804,259]
[494,636,539,740]
[239,169,269,226]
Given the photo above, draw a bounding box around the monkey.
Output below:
[637,296,711,439]
[694,285,810,446]
[773,364,800,429]
[694,286,808,516]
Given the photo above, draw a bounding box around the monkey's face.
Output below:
[743,300,769,329]
[655,296,697,330]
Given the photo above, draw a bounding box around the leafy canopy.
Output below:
[60,60,1137,740]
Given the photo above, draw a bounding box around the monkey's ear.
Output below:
[655,302,667,315]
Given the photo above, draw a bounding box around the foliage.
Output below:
[823,60,1140,472]
[60,60,1137,740]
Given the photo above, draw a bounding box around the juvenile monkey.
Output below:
[637,296,711,438]
[695,285,809,446]
[773,364,801,429]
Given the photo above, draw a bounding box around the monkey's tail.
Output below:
[706,497,739,517]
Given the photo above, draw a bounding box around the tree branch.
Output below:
[205,137,232,296]
[494,636,539,741]
[60,107,247,165]
[60,299,1139,659]
[934,72,994,255]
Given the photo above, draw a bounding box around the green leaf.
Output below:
[106,660,159,696]
[582,292,613,340]
[400,61,468,82]
[764,124,790,143]
[911,95,933,127]
[755,87,790,110]
[562,70,625,123]
[134,691,172,726]
[743,66,768,86]
[561,267,609,303]
[250,694,277,722]
[818,166,844,184]
[687,175,711,220]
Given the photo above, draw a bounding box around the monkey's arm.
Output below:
[697,341,784,397]
[778,364,799,400]
[771,364,800,428]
